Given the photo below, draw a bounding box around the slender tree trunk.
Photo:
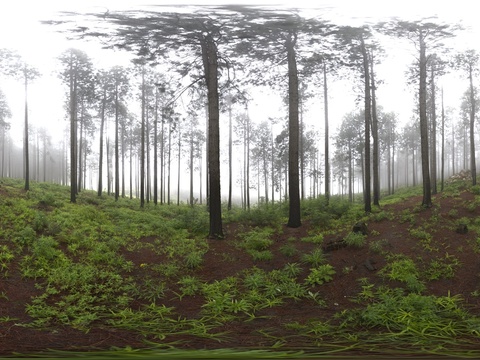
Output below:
[430,66,437,194]
[201,33,223,238]
[77,106,83,193]
[177,127,181,205]
[361,36,372,213]
[160,107,165,204]
[140,69,146,208]
[167,118,171,205]
[69,59,77,203]
[419,31,432,207]
[323,62,330,205]
[441,87,445,191]
[469,66,477,185]
[24,70,30,191]
[146,103,150,203]
[370,51,380,206]
[98,90,106,197]
[129,129,133,199]
[286,32,301,228]
[190,131,194,206]
[115,82,120,201]
[154,90,159,205]
[228,97,232,210]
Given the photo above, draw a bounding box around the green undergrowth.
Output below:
[2,179,480,357]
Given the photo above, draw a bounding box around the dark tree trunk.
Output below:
[419,31,432,207]
[201,33,223,238]
[441,88,445,191]
[69,60,77,203]
[140,69,146,208]
[430,66,437,194]
[228,97,232,210]
[323,62,330,205]
[98,89,106,197]
[360,36,371,213]
[115,83,120,201]
[469,65,477,185]
[24,71,29,191]
[370,51,380,206]
[286,32,301,228]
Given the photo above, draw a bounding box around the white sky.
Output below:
[0,0,478,145]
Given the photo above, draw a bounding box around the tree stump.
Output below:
[352,222,368,235]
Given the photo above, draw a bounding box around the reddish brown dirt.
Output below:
[1,187,480,356]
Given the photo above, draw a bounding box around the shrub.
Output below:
[302,248,327,266]
[344,232,367,248]
[304,265,336,286]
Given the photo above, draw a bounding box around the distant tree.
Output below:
[453,49,479,186]
[384,20,457,207]
[338,26,377,212]
[58,49,94,203]
[19,62,41,191]
[335,111,364,202]
[0,88,11,178]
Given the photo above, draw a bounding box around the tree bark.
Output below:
[323,62,330,205]
[97,89,106,197]
[469,64,477,185]
[370,50,380,206]
[360,36,371,213]
[419,31,432,207]
[286,32,301,228]
[201,33,223,238]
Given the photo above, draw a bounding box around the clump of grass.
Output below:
[239,227,275,261]
[344,232,367,248]
[302,248,327,266]
[369,239,389,254]
[379,258,425,293]
[279,243,297,257]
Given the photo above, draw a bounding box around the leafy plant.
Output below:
[343,232,366,248]
[379,258,425,293]
[302,248,327,266]
[424,253,461,280]
[304,265,335,286]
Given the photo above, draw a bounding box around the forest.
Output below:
[1,3,480,358]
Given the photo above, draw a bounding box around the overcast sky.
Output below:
[0,0,478,144]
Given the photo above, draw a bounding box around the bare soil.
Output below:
[1,186,480,356]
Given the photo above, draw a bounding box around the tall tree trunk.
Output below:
[115,82,120,201]
[469,65,477,185]
[370,51,380,206]
[69,59,77,203]
[24,69,30,191]
[160,107,165,204]
[140,69,146,208]
[77,103,83,193]
[441,87,445,191]
[228,96,232,210]
[201,33,223,238]
[360,36,372,213]
[286,32,301,228]
[167,118,171,205]
[430,66,437,194]
[98,89,106,197]
[177,127,181,206]
[154,89,159,205]
[419,31,432,207]
[189,130,194,206]
[323,62,330,205]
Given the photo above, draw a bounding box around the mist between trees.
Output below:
[0,5,478,235]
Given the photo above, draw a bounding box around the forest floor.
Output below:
[1,180,480,358]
